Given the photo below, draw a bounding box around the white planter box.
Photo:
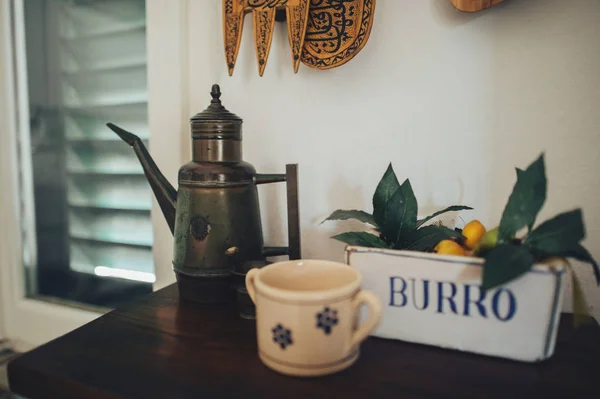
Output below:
[345,246,566,362]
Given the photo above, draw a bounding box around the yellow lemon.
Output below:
[434,240,466,257]
[462,220,487,250]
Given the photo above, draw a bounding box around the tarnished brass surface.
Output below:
[173,176,264,277]
[192,140,242,163]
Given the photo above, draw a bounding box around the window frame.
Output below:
[0,0,187,348]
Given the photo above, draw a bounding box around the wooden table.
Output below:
[8,284,600,398]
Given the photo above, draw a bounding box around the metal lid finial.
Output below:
[211,84,221,103]
[190,83,242,123]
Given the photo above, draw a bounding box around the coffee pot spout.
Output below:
[107,123,177,234]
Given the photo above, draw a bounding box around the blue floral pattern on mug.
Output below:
[272,324,293,349]
[316,307,338,335]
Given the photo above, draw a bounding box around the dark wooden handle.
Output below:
[286,164,301,260]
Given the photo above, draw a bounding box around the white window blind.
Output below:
[32,0,154,280]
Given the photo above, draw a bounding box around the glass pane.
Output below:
[17,0,153,309]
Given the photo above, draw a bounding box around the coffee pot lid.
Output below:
[190,84,242,122]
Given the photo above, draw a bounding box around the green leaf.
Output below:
[381,179,418,245]
[321,209,377,227]
[524,209,585,254]
[415,205,474,229]
[372,164,401,227]
[566,244,600,286]
[404,225,463,251]
[482,244,535,290]
[331,232,390,248]
[499,154,547,241]
[400,179,418,232]
[380,187,405,243]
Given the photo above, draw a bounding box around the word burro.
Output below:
[389,277,517,321]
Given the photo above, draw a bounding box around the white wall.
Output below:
[149,0,600,319]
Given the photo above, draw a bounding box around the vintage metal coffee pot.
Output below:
[107,84,300,317]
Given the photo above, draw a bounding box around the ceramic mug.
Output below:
[245,259,382,377]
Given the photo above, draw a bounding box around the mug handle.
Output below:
[245,268,259,304]
[350,291,382,349]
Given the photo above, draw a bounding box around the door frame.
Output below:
[0,0,188,349]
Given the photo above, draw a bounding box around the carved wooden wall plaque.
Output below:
[450,0,506,12]
[301,0,376,70]
[223,0,310,76]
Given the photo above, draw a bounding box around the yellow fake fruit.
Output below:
[434,240,466,257]
[462,220,487,250]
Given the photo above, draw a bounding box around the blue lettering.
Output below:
[437,282,458,314]
[463,285,487,317]
[389,277,407,307]
[411,278,429,310]
[492,288,517,321]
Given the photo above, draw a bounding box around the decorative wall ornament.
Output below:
[450,0,506,12]
[223,0,310,76]
[301,0,376,70]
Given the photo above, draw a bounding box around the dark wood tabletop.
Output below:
[8,284,600,399]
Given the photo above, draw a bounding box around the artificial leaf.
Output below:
[524,209,585,254]
[380,187,406,243]
[381,179,418,245]
[331,232,389,248]
[416,205,474,229]
[516,167,525,178]
[400,179,418,235]
[404,225,463,251]
[321,209,377,227]
[499,154,547,241]
[372,164,401,227]
[482,244,535,291]
[566,243,600,286]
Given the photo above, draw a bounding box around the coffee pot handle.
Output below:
[350,291,383,350]
[256,164,301,260]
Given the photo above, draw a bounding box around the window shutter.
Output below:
[54,0,153,279]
